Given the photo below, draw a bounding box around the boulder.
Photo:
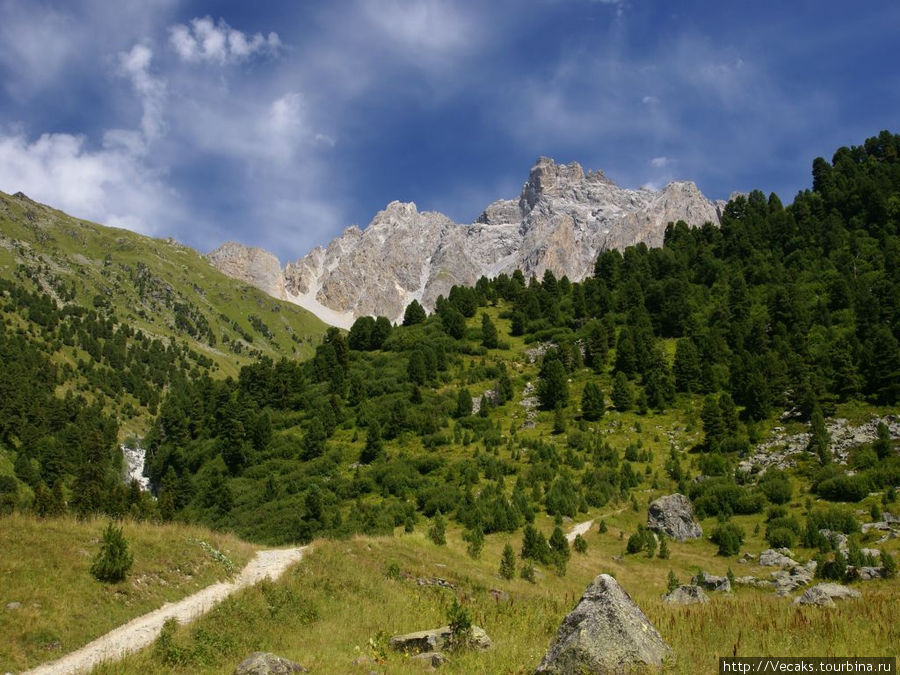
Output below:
[771,565,814,596]
[759,549,799,567]
[647,494,703,541]
[857,566,883,581]
[794,586,836,607]
[663,585,709,605]
[738,552,756,564]
[390,626,492,654]
[794,583,860,607]
[734,576,772,589]
[691,574,731,593]
[234,652,308,675]
[535,574,671,673]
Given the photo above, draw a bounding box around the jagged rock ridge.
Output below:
[208,158,724,327]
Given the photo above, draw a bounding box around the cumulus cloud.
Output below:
[169,16,281,65]
[0,130,177,235]
[650,156,671,168]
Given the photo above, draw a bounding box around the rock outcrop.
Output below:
[647,493,703,541]
[535,573,671,673]
[691,574,732,593]
[208,158,723,326]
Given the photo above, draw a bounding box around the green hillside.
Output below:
[0,132,898,673]
[0,189,326,435]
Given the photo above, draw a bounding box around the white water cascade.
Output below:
[122,445,150,491]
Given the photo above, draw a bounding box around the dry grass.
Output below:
[92,509,899,674]
[0,513,257,672]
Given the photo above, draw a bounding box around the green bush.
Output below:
[710,522,744,556]
[90,522,134,583]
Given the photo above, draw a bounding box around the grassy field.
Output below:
[0,514,257,672]
[90,507,899,674]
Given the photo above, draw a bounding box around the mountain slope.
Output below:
[208,158,723,326]
[0,190,327,438]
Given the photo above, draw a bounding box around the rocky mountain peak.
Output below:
[207,157,724,326]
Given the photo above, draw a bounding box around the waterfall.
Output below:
[122,445,150,491]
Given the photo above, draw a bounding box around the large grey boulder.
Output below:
[794,583,860,607]
[535,574,671,673]
[663,585,709,605]
[234,652,308,675]
[647,493,702,541]
[390,625,492,654]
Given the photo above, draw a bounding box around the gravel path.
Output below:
[25,546,307,675]
[566,520,594,543]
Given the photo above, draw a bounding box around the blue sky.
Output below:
[0,0,897,262]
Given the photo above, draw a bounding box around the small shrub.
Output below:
[598,520,608,533]
[384,561,401,580]
[90,522,134,583]
[657,533,670,559]
[428,511,446,546]
[573,534,588,554]
[881,549,897,579]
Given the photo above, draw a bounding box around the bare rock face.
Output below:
[208,158,723,326]
[535,574,671,673]
[207,242,286,300]
[647,493,703,541]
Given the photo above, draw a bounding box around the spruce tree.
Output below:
[481,313,499,349]
[402,299,426,326]
[499,543,516,579]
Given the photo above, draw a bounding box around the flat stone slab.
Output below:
[390,625,492,654]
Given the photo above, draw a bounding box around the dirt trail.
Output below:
[25,546,307,675]
[566,505,629,543]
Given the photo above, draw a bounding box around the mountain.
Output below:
[208,158,724,326]
[0,190,327,434]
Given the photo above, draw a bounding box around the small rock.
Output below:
[5,602,21,610]
[234,652,308,675]
[411,651,447,668]
[535,574,671,673]
[738,552,756,564]
[663,585,709,605]
[734,576,772,589]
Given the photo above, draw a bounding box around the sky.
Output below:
[0,0,898,263]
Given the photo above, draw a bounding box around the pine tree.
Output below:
[701,394,725,451]
[674,338,701,393]
[429,510,446,545]
[581,382,605,421]
[456,388,473,418]
[807,406,831,465]
[611,371,632,411]
[538,359,568,410]
[499,543,516,579]
[360,421,383,464]
[464,525,484,559]
[667,569,679,592]
[657,532,670,559]
[481,313,499,349]
[90,522,134,583]
[402,299,426,326]
[573,533,588,553]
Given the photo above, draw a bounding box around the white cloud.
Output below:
[650,156,670,168]
[117,44,166,143]
[169,16,280,65]
[359,0,474,54]
[0,130,178,235]
[642,95,660,106]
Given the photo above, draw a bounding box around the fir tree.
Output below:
[611,371,632,411]
[581,382,605,421]
[402,299,426,326]
[481,313,499,349]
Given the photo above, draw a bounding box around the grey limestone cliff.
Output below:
[207,158,723,327]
